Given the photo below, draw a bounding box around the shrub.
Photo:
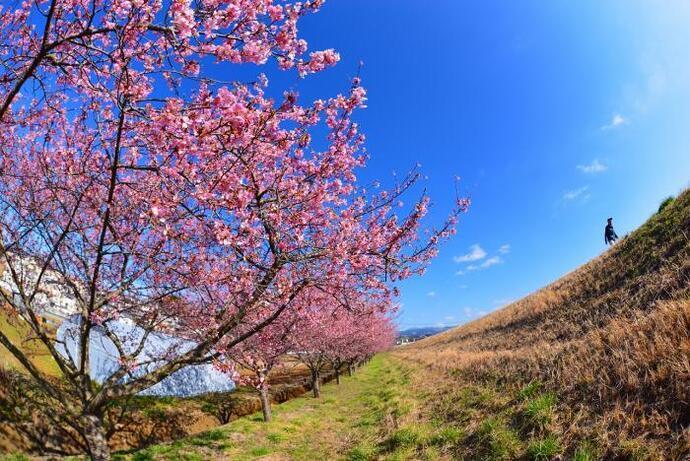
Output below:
[658,196,675,213]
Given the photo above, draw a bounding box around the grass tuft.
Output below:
[523,392,557,431]
[476,417,521,460]
[526,435,560,460]
[518,381,543,401]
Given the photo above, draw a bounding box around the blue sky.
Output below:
[231,1,690,328]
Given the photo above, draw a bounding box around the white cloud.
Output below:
[462,307,473,317]
[480,256,502,268]
[464,256,503,272]
[601,113,627,130]
[455,245,508,275]
[563,186,589,201]
[453,244,487,263]
[577,159,608,174]
[427,291,436,297]
[444,316,455,321]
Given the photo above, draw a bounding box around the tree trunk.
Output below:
[259,387,272,422]
[335,366,340,385]
[348,364,354,376]
[311,369,321,398]
[82,414,110,461]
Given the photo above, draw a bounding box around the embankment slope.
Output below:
[397,189,690,459]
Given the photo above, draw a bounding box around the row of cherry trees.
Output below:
[224,288,396,422]
[0,1,465,459]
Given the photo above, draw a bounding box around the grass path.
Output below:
[122,354,427,461]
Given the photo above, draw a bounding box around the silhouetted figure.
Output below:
[605,217,618,245]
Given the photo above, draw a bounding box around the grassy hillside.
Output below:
[0,311,61,377]
[396,189,690,459]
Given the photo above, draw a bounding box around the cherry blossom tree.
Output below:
[292,307,332,399]
[289,289,395,397]
[320,300,396,385]
[0,1,466,459]
[219,305,299,422]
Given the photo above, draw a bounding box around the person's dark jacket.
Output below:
[605,223,618,244]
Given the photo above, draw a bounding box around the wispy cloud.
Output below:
[577,159,608,174]
[466,256,503,272]
[455,244,507,275]
[563,186,590,201]
[427,291,436,297]
[453,244,487,263]
[480,256,503,269]
[444,315,455,321]
[601,113,627,130]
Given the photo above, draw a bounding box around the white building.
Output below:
[0,252,81,320]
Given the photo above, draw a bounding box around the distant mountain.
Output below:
[397,326,453,340]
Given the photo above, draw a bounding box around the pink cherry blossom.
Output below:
[0,1,466,458]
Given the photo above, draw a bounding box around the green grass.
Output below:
[121,355,482,460]
[122,355,413,460]
[475,417,521,460]
[518,381,544,401]
[573,442,598,461]
[0,454,30,461]
[523,392,557,431]
[658,195,675,213]
[526,435,560,460]
[7,352,605,460]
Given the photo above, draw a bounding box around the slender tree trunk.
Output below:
[348,364,355,376]
[81,414,110,461]
[311,369,321,398]
[335,365,340,385]
[258,387,272,422]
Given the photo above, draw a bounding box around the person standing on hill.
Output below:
[605,217,619,245]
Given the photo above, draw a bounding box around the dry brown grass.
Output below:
[396,189,690,459]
